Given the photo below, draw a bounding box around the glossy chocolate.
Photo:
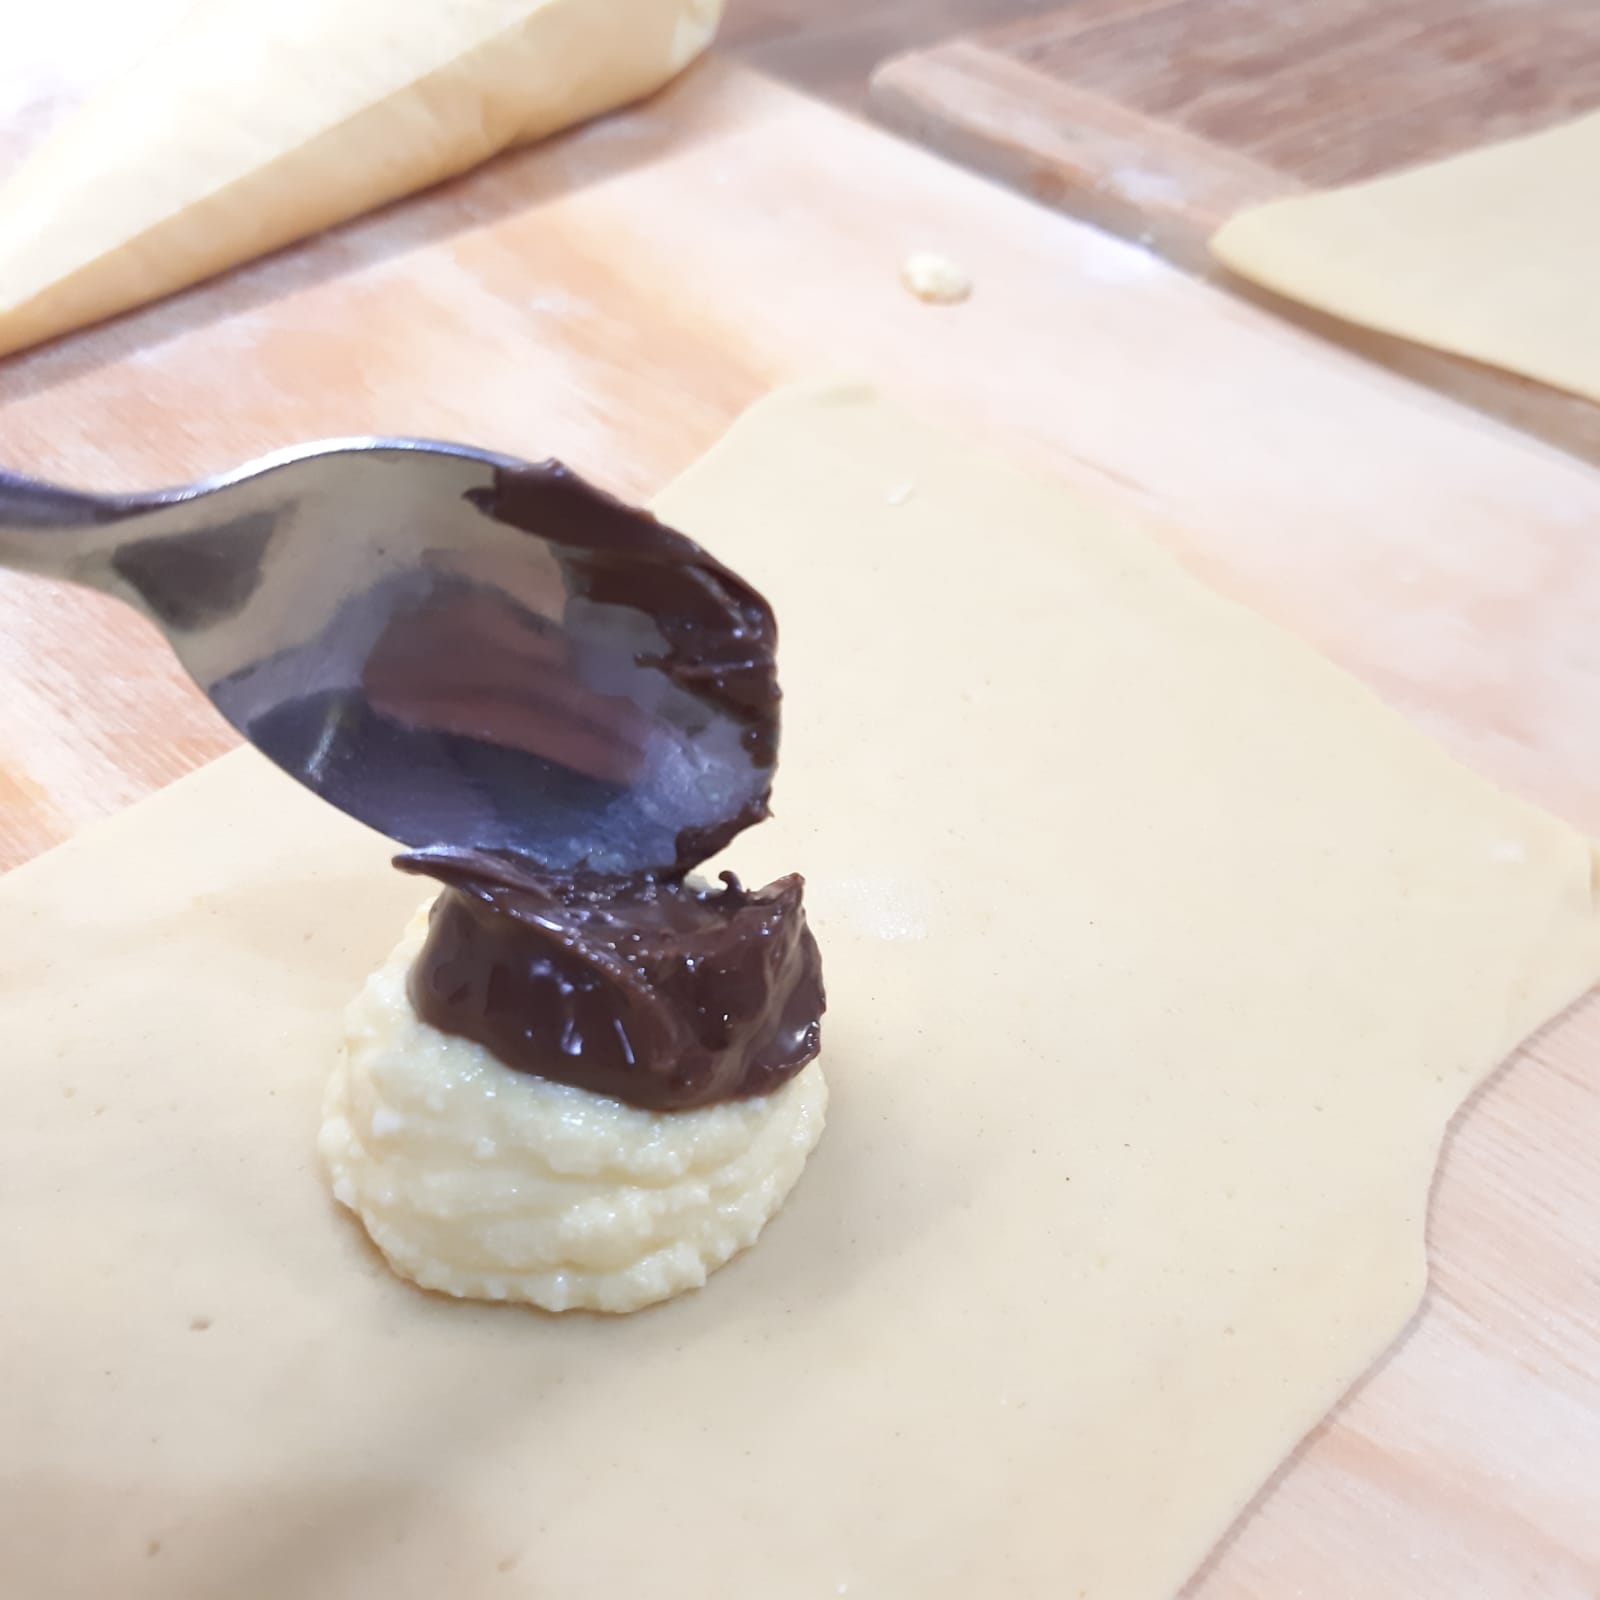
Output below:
[397,848,825,1112]
[391,464,822,1111]
[464,462,782,875]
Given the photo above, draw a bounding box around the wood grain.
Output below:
[1,8,1598,1594]
[721,0,1048,110]
[0,5,242,864]
[870,0,1600,462]
[960,0,1600,186]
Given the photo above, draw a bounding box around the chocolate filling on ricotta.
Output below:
[398,851,824,1112]
[393,462,825,1111]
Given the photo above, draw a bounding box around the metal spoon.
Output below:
[0,440,778,873]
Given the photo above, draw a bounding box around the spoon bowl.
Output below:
[0,440,779,872]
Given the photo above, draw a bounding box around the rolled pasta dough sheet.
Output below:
[1212,110,1600,404]
[0,0,725,357]
[2,383,1597,1600]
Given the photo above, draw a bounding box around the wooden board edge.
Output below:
[869,39,1289,273]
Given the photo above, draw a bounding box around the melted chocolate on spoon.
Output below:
[394,463,824,1111]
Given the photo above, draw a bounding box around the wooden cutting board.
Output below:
[1,6,1599,1594]
[870,0,1600,464]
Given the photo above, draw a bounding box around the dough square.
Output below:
[2,383,1596,1599]
[1212,110,1600,405]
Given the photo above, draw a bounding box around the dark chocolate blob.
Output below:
[397,848,825,1112]
[389,463,824,1112]
[467,463,783,875]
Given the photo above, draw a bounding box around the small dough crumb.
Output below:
[320,910,828,1314]
[901,251,972,305]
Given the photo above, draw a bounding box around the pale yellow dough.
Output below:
[1212,111,1600,404]
[319,908,828,1314]
[1,384,1597,1598]
[0,0,724,357]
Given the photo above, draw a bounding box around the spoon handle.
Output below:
[0,468,116,577]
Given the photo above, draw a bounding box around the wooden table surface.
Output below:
[2,5,1599,1595]
[871,0,1600,464]
[725,0,1046,108]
